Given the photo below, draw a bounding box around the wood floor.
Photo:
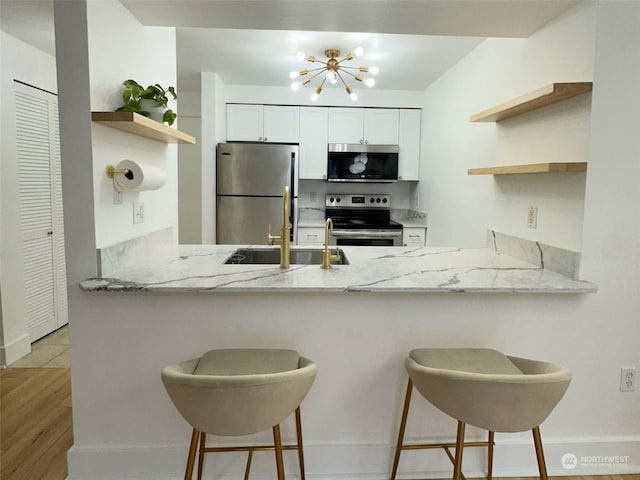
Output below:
[0,367,73,480]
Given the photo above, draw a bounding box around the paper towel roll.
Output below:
[113,160,166,191]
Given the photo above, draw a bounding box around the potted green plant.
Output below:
[115,79,177,126]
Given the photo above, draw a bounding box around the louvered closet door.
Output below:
[15,82,68,342]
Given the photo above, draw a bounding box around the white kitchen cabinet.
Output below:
[403,227,426,247]
[227,104,299,142]
[297,227,325,245]
[364,108,399,144]
[328,108,399,144]
[299,107,328,179]
[327,108,364,144]
[398,109,421,181]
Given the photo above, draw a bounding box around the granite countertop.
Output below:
[81,244,596,294]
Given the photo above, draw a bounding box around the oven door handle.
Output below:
[330,230,403,238]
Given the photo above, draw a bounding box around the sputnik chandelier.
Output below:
[290,47,379,101]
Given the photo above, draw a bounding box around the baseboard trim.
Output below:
[66,437,640,479]
[0,333,30,367]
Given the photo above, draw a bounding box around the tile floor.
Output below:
[8,325,70,368]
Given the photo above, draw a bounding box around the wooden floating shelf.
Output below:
[468,162,587,176]
[91,112,196,144]
[470,82,593,122]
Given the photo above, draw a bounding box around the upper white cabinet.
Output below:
[299,107,328,180]
[398,109,421,181]
[227,104,299,143]
[364,108,400,144]
[328,108,399,145]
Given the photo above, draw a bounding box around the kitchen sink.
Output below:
[225,247,349,265]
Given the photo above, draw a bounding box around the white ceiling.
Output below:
[1,0,581,93]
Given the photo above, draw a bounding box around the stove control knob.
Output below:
[376,198,381,203]
[329,197,335,203]
[382,198,388,204]
[336,198,341,203]
[370,198,375,203]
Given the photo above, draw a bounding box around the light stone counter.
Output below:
[81,244,596,293]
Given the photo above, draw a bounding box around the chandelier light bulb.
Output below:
[364,78,375,87]
[289,71,299,79]
[370,66,379,75]
[290,81,301,91]
[354,46,364,57]
[350,92,358,101]
[311,92,319,101]
[296,51,306,61]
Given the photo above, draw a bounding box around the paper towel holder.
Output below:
[106,164,133,180]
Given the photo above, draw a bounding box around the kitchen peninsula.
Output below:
[69,234,596,480]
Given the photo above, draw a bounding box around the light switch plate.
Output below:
[133,201,145,224]
[113,185,122,205]
[527,206,538,229]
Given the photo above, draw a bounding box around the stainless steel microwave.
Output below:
[327,144,399,182]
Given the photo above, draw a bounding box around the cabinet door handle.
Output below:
[409,234,421,238]
[263,137,268,142]
[258,136,263,141]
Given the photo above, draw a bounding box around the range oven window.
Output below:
[327,147,399,182]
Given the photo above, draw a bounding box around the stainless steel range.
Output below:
[325,194,403,246]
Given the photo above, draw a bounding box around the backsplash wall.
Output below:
[297,179,413,209]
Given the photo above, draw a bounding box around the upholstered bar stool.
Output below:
[162,349,317,480]
[390,348,571,480]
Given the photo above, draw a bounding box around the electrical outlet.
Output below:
[133,201,145,224]
[620,367,636,392]
[527,206,538,229]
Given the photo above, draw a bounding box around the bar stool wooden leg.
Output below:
[487,431,494,480]
[197,432,207,480]
[390,378,414,480]
[532,426,548,480]
[185,428,200,480]
[295,406,306,480]
[273,424,285,480]
[452,421,466,480]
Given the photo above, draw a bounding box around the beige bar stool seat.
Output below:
[162,349,317,480]
[391,348,571,480]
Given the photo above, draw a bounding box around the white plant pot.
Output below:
[140,99,166,123]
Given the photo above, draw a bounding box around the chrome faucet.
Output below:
[321,218,341,269]
[267,186,291,269]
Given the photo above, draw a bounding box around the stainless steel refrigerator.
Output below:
[216,143,298,244]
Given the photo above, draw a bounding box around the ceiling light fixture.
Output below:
[290,48,378,102]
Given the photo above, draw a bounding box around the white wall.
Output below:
[176,92,202,244]
[224,84,423,109]
[0,32,58,365]
[418,3,596,249]
[199,72,224,244]
[86,1,178,248]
